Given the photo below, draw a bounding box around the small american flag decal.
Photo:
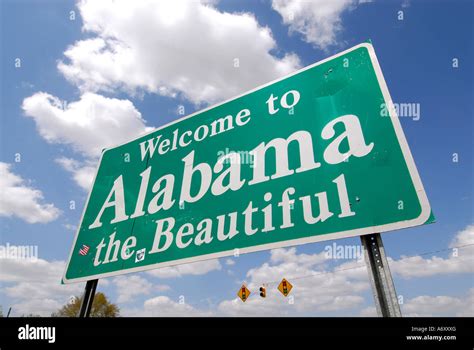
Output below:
[79,244,90,256]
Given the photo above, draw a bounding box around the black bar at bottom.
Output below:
[0,317,472,347]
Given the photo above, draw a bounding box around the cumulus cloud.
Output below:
[272,0,370,49]
[122,295,211,317]
[22,92,153,191]
[58,0,300,104]
[21,0,302,190]
[147,259,222,278]
[270,246,328,266]
[0,256,82,316]
[359,306,377,316]
[112,275,166,303]
[22,92,151,158]
[402,289,474,317]
[0,163,60,224]
[390,254,474,278]
[55,157,97,191]
[225,258,235,266]
[143,296,211,316]
[450,224,474,248]
[389,224,474,278]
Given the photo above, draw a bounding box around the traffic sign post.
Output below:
[361,233,402,317]
[78,279,98,318]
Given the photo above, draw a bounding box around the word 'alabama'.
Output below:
[88,108,374,266]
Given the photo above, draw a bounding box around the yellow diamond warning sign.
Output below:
[238,285,250,302]
[278,278,293,297]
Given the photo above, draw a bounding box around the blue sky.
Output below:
[0,0,472,316]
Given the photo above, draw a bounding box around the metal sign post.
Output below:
[361,233,402,317]
[78,279,98,317]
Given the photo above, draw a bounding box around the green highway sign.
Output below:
[63,43,432,283]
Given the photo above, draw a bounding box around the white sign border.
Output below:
[62,43,431,284]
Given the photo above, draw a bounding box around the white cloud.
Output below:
[242,247,333,285]
[225,258,235,266]
[123,295,211,317]
[113,275,154,303]
[154,285,171,292]
[402,289,474,317]
[112,275,171,304]
[271,0,369,49]
[0,257,82,316]
[22,0,301,191]
[22,92,153,191]
[389,225,474,278]
[58,0,300,104]
[143,296,210,316]
[147,259,222,278]
[0,256,63,283]
[22,92,151,158]
[9,299,65,317]
[0,163,60,224]
[390,254,474,278]
[450,224,474,247]
[63,223,77,231]
[55,157,97,191]
[270,246,328,266]
[359,306,376,316]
